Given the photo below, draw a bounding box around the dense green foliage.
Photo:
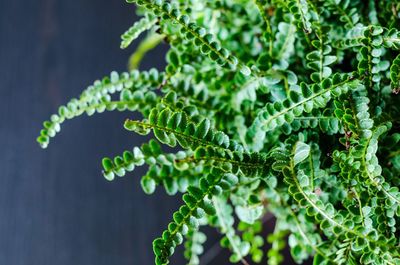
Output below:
[38,0,400,264]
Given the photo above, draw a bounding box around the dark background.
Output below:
[0,1,301,264]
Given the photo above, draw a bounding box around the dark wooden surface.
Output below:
[0,1,304,264]
[0,1,184,264]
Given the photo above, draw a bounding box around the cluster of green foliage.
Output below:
[39,0,400,264]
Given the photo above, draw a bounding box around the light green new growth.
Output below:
[39,0,400,264]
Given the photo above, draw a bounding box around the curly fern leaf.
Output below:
[37,70,163,148]
[101,145,145,181]
[121,14,158,49]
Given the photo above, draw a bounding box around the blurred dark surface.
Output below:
[0,1,305,265]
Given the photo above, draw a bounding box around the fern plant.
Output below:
[38,1,400,264]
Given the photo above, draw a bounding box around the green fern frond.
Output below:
[322,0,360,29]
[101,145,145,181]
[121,14,158,49]
[288,0,312,34]
[153,169,238,265]
[37,70,163,148]
[124,107,244,152]
[248,73,358,150]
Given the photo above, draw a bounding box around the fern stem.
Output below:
[128,33,164,70]
[291,211,332,261]
[325,0,355,27]
[254,0,273,58]
[308,148,315,191]
[351,187,365,226]
[360,128,400,205]
[388,149,400,158]
[175,155,266,172]
[276,22,297,60]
